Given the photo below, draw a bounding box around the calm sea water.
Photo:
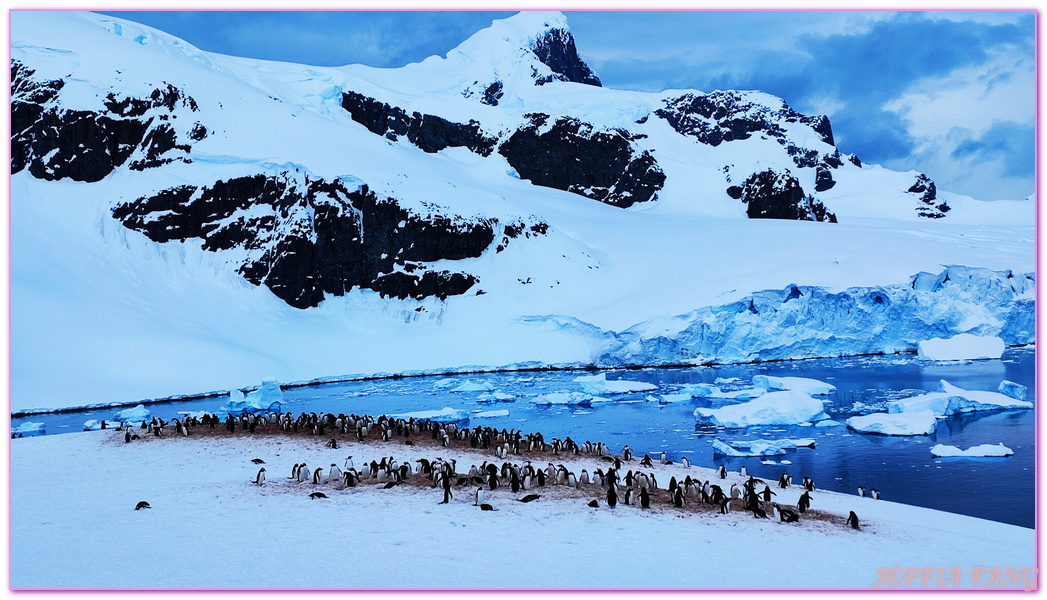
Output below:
[12,347,1036,528]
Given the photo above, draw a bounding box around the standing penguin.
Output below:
[474,486,486,507]
[640,487,651,509]
[798,491,811,513]
[253,468,266,485]
[344,456,354,470]
[312,467,323,484]
[624,488,634,506]
[739,465,748,477]
[778,473,791,489]
[672,487,685,508]
[846,511,861,530]
[871,488,881,500]
[622,445,633,461]
[607,486,618,508]
[681,456,690,468]
[857,486,866,498]
[717,465,727,479]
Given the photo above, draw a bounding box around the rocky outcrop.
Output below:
[909,173,951,218]
[113,173,546,308]
[10,59,204,182]
[530,27,601,87]
[498,113,665,208]
[341,91,497,155]
[739,169,836,222]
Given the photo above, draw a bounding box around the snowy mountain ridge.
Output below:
[10,10,1035,410]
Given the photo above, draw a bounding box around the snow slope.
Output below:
[9,11,1035,411]
[9,430,1035,589]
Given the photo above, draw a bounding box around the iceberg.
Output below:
[114,404,150,423]
[998,380,1028,401]
[846,410,937,436]
[677,383,720,398]
[12,422,45,436]
[918,334,1005,361]
[931,443,1014,458]
[220,380,284,415]
[390,407,470,426]
[712,439,786,457]
[887,380,1033,417]
[450,380,495,393]
[574,373,657,395]
[694,390,827,428]
[752,375,835,396]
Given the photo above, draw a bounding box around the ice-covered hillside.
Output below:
[10,11,1035,411]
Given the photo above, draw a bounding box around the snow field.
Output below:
[10,429,1033,589]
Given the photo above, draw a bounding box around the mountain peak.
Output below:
[449,11,601,87]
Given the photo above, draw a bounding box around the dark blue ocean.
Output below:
[12,347,1036,528]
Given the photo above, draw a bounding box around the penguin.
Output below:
[672,487,684,508]
[871,488,881,500]
[480,503,496,511]
[312,467,323,484]
[660,451,668,464]
[719,497,730,514]
[681,456,690,468]
[717,465,727,479]
[567,471,577,488]
[519,494,541,503]
[857,486,866,498]
[297,463,309,483]
[803,476,816,492]
[640,487,651,509]
[475,487,486,507]
[579,470,590,485]
[251,458,265,464]
[779,473,791,489]
[382,481,400,489]
[640,454,653,468]
[343,470,358,487]
[290,463,301,480]
[487,472,498,491]
[124,430,132,443]
[309,492,328,499]
[134,501,151,510]
[761,486,777,502]
[624,488,634,505]
[253,467,266,485]
[739,465,748,477]
[846,511,861,530]
[730,484,741,499]
[798,491,811,513]
[607,486,618,508]
[776,504,799,523]
[328,464,342,483]
[752,505,767,519]
[587,499,599,508]
[622,445,633,461]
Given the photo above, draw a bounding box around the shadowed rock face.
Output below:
[740,169,836,223]
[498,114,665,208]
[530,27,602,87]
[113,173,543,308]
[10,59,205,182]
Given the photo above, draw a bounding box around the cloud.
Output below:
[951,121,1035,178]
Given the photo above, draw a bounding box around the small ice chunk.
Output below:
[114,404,150,422]
[752,375,836,395]
[931,443,1013,458]
[477,392,515,403]
[998,380,1028,401]
[917,334,1005,361]
[450,380,495,393]
[473,410,509,419]
[815,420,843,428]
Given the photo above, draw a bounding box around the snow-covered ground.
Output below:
[9,428,1035,590]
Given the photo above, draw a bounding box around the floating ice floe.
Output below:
[83,419,107,431]
[220,380,284,415]
[815,420,843,428]
[532,392,609,406]
[887,380,1033,417]
[998,380,1027,401]
[113,404,150,423]
[12,422,45,436]
[846,410,937,436]
[473,409,509,419]
[574,373,657,395]
[713,439,786,457]
[450,380,495,393]
[917,333,1005,361]
[931,443,1013,458]
[694,390,827,428]
[476,392,514,403]
[656,393,693,404]
[752,375,836,396]
[714,377,742,385]
[390,407,471,426]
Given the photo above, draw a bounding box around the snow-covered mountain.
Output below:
[10,11,1035,411]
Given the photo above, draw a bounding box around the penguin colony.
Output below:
[115,410,867,530]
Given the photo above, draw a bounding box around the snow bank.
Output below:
[846,410,937,436]
[752,375,835,396]
[694,390,827,428]
[574,373,657,395]
[931,443,1013,458]
[917,334,1005,361]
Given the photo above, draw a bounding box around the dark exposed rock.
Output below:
[113,173,546,309]
[341,91,497,156]
[726,186,743,200]
[740,169,836,222]
[498,114,665,208]
[530,27,601,87]
[814,166,836,192]
[909,173,950,219]
[11,59,201,182]
[482,81,504,106]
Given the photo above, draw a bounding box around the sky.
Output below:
[78,10,1037,201]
